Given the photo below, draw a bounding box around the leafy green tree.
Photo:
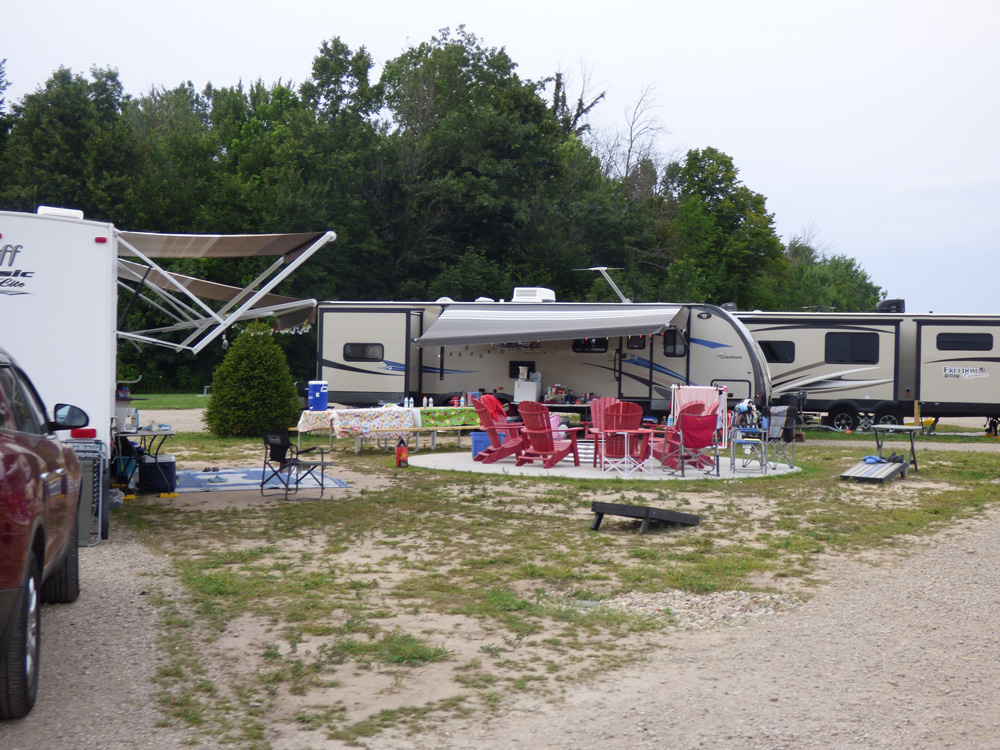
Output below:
[0,66,143,223]
[767,236,883,311]
[205,322,301,437]
[659,147,786,308]
[376,27,568,291]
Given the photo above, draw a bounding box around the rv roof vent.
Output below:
[434,296,455,303]
[511,287,556,303]
[875,298,905,313]
[475,296,494,302]
[36,205,85,220]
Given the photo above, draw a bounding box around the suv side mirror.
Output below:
[52,403,89,430]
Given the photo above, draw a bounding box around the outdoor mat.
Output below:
[175,468,349,493]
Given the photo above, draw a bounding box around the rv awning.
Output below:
[415,304,684,346]
[117,260,316,330]
[117,231,326,261]
[115,229,335,354]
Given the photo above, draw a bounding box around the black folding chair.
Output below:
[261,431,332,499]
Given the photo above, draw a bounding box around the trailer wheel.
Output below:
[874,407,904,426]
[828,408,858,432]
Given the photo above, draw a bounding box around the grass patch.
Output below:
[121,431,1000,747]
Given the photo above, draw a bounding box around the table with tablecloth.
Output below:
[295,406,479,451]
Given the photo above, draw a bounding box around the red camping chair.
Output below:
[471,398,524,464]
[597,401,651,474]
[586,396,621,466]
[652,412,720,477]
[515,401,582,469]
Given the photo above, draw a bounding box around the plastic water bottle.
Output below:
[459,394,466,407]
[429,397,434,407]
[422,396,428,408]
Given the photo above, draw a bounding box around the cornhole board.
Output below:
[590,501,700,534]
[840,460,908,483]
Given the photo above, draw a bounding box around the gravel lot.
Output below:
[3,411,999,749]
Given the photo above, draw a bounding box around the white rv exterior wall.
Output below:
[0,210,117,446]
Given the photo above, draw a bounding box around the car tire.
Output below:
[41,512,80,604]
[0,553,41,719]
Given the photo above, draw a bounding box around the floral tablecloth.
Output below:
[296,406,479,438]
[297,408,416,439]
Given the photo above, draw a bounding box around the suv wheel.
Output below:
[0,554,41,719]
[42,512,81,604]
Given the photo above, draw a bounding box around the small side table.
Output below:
[871,424,920,471]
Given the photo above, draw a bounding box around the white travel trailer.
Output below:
[737,306,1000,430]
[1,206,335,523]
[315,288,771,416]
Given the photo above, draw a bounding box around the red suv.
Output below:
[0,347,88,719]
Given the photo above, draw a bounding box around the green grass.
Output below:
[119,431,1000,748]
[133,393,211,409]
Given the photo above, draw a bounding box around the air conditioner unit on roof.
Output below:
[511,287,556,303]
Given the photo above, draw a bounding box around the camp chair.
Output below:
[597,401,651,475]
[515,401,582,469]
[261,431,332,499]
[765,405,796,468]
[586,396,621,466]
[730,425,767,474]
[471,398,524,463]
[652,413,720,477]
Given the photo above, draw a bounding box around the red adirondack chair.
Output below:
[515,401,581,469]
[597,401,652,474]
[586,396,621,466]
[472,398,524,463]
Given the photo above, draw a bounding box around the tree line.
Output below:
[0,29,883,391]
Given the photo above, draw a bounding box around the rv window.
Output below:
[936,332,993,351]
[626,335,647,350]
[572,338,609,353]
[662,329,687,358]
[343,343,385,362]
[825,332,878,364]
[760,340,795,364]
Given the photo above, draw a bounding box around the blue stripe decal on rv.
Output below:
[382,360,477,375]
[619,355,686,381]
[689,337,730,350]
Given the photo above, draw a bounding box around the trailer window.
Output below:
[936,332,993,351]
[825,332,878,364]
[626,335,647,350]
[760,340,795,364]
[662,329,687,358]
[343,343,384,362]
[572,338,609,353]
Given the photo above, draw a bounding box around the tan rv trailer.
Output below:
[737,305,1000,430]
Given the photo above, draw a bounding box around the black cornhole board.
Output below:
[590,501,700,534]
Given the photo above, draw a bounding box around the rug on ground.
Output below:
[175,468,349,493]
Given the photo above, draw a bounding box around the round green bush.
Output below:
[205,322,302,437]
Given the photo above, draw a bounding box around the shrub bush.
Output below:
[205,322,302,437]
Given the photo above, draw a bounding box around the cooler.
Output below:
[139,454,176,493]
[470,430,503,457]
[308,380,329,411]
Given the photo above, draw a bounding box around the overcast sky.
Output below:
[5,0,998,313]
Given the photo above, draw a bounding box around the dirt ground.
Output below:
[4,410,996,750]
